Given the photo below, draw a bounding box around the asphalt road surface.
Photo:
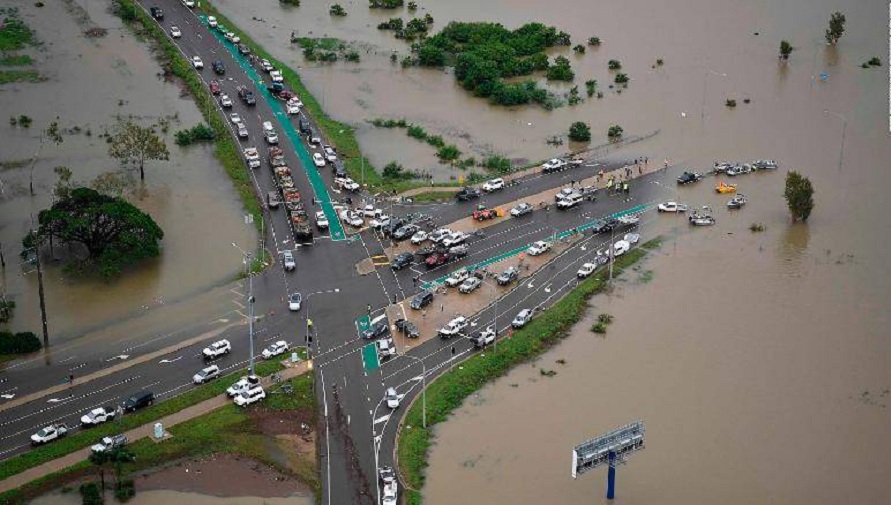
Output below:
[0,2,682,503]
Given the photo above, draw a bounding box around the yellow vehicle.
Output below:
[715,181,737,194]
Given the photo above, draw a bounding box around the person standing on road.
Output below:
[367,304,372,316]
[68,373,74,387]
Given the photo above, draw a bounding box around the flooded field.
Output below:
[0,0,254,341]
[30,491,310,505]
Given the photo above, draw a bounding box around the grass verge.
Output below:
[197,2,385,190]
[0,54,32,66]
[0,373,317,505]
[407,190,459,203]
[113,0,261,231]
[0,70,44,84]
[0,360,284,482]
[396,238,660,505]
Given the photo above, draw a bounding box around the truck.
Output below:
[470,326,496,348]
[268,147,285,167]
[237,85,256,106]
[472,204,499,221]
[31,423,70,445]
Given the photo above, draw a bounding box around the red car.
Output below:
[209,79,221,95]
[425,253,451,269]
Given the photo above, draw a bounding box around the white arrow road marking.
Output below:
[47,396,72,403]
[1,394,15,400]
[544,284,552,293]
[159,356,183,364]
[105,355,130,362]
[527,282,534,288]
[581,245,587,251]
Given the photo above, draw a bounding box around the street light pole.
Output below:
[304,288,340,360]
[701,69,727,123]
[232,243,255,375]
[823,109,847,172]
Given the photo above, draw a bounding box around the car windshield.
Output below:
[37,428,50,437]
[290,294,301,303]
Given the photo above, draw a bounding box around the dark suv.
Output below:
[150,7,164,20]
[212,61,226,75]
[410,290,433,310]
[237,86,256,106]
[455,187,481,201]
[122,391,154,412]
[391,252,414,271]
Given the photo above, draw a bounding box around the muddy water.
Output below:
[0,0,254,340]
[29,490,312,505]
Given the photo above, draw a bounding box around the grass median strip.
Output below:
[0,373,317,505]
[0,360,283,483]
[397,238,660,505]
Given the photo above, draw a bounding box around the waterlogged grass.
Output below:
[197,2,384,189]
[0,372,315,505]
[0,361,283,482]
[0,69,44,84]
[0,15,36,51]
[0,54,32,66]
[408,190,459,203]
[115,0,261,230]
[397,239,660,504]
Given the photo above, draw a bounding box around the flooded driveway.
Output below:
[0,0,254,342]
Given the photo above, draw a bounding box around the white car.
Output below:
[203,339,232,359]
[657,201,689,213]
[439,316,468,338]
[193,364,220,384]
[229,112,243,125]
[227,375,259,397]
[191,56,204,69]
[286,100,301,115]
[577,262,596,278]
[219,94,233,108]
[207,16,218,28]
[315,210,329,229]
[31,424,69,445]
[323,145,337,163]
[527,241,551,256]
[442,232,467,248]
[233,385,266,406]
[182,0,195,7]
[410,230,428,244]
[170,26,182,38]
[612,240,630,257]
[91,434,127,454]
[429,228,453,243]
[624,233,640,244]
[542,158,567,172]
[340,210,364,227]
[225,32,241,44]
[312,153,326,167]
[445,269,470,287]
[370,215,391,229]
[264,129,279,144]
[382,481,398,505]
[510,202,533,217]
[385,387,400,409]
[512,308,533,328]
[236,123,249,138]
[283,250,296,271]
[377,337,396,360]
[288,293,302,311]
[269,70,283,82]
[459,276,482,294]
[260,59,274,72]
[80,407,116,427]
[243,147,261,168]
[262,340,289,359]
[482,178,505,192]
[309,134,322,145]
[334,177,360,192]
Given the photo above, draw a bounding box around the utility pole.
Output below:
[0,241,5,269]
[232,243,255,374]
[35,236,50,349]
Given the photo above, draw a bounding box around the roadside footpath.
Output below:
[0,360,310,494]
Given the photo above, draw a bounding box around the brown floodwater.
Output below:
[0,0,254,342]
[201,0,891,502]
[29,490,312,505]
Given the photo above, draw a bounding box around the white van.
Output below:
[557,192,583,209]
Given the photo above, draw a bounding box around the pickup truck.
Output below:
[80,406,116,427]
[376,337,397,361]
[471,326,496,348]
[91,434,128,454]
[237,85,256,106]
[31,423,70,445]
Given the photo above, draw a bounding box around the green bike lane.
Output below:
[422,201,654,290]
[199,16,346,241]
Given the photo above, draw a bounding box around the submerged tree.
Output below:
[783,170,815,222]
[825,11,845,45]
[107,120,169,181]
[779,40,793,60]
[568,121,591,142]
[32,187,164,276]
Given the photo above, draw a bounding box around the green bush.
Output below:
[79,482,103,505]
[406,125,427,140]
[568,121,590,142]
[588,36,601,46]
[572,44,585,54]
[369,0,404,8]
[607,124,624,138]
[329,4,347,16]
[383,161,411,179]
[867,57,882,66]
[436,144,461,161]
[0,14,37,51]
[425,135,445,148]
[584,79,597,97]
[608,59,621,70]
[725,98,737,107]
[546,55,574,81]
[614,72,629,84]
[174,123,216,146]
[114,479,135,502]
[482,155,511,174]
[0,331,42,354]
[591,322,606,334]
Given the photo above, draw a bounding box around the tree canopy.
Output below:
[34,187,164,276]
[107,120,169,181]
[825,12,845,45]
[783,171,814,222]
[568,121,591,142]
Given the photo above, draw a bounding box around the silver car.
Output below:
[512,308,533,328]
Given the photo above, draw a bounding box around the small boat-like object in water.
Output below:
[689,206,716,226]
[715,181,737,194]
[727,194,747,210]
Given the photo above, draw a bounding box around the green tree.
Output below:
[779,40,793,60]
[783,170,814,221]
[107,120,169,181]
[825,12,845,45]
[546,55,574,81]
[607,124,624,138]
[587,36,601,46]
[34,187,164,276]
[568,121,591,142]
[329,4,347,16]
[383,161,408,179]
[607,59,621,70]
[89,446,136,495]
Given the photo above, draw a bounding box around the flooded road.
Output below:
[0,0,254,341]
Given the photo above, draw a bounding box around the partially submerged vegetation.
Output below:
[0,9,42,83]
[174,123,217,146]
[414,22,570,108]
[397,239,660,505]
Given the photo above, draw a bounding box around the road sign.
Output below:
[355,315,371,335]
[362,343,380,372]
